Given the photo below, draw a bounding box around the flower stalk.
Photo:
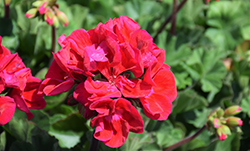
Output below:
[4,0,10,19]
[49,25,56,65]
[153,0,188,40]
[163,125,207,151]
[170,0,178,35]
[89,131,99,151]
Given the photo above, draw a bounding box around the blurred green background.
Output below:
[1,0,250,150]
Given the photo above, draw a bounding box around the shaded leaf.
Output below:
[49,113,88,148]
[9,141,34,151]
[173,89,208,114]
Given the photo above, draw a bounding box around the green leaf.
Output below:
[194,133,240,151]
[31,130,59,151]
[0,18,13,37]
[183,48,227,93]
[120,131,153,151]
[241,96,250,117]
[205,1,250,50]
[0,132,6,151]
[43,92,69,110]
[174,72,192,89]
[49,113,88,149]
[9,141,34,151]
[173,89,208,114]
[186,108,212,128]
[29,110,50,131]
[180,129,211,150]
[157,32,192,67]
[49,104,76,116]
[3,119,35,143]
[155,120,184,148]
[35,67,48,79]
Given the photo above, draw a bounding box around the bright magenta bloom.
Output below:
[0,36,46,125]
[39,16,177,147]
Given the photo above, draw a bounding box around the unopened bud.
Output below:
[32,0,43,7]
[216,107,224,117]
[225,105,241,116]
[44,9,54,25]
[213,118,221,128]
[221,125,231,135]
[25,8,38,18]
[47,0,57,6]
[53,7,68,26]
[4,0,11,6]
[217,128,227,141]
[226,117,243,126]
[38,2,47,15]
[53,16,59,28]
[217,125,231,141]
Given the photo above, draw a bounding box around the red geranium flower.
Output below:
[0,36,46,125]
[40,16,177,148]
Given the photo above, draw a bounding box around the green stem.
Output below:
[49,25,56,65]
[89,131,99,151]
[163,124,207,151]
[4,2,10,19]
[153,0,188,40]
[170,0,178,35]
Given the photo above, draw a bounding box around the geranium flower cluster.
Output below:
[0,36,46,126]
[25,0,68,27]
[38,16,177,147]
[207,106,242,141]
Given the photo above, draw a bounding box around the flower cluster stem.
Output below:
[153,0,188,40]
[163,124,207,151]
[89,131,99,151]
[170,0,178,35]
[49,26,56,65]
[4,2,10,19]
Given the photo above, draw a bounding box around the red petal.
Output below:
[89,99,115,115]
[103,117,129,148]
[129,29,153,55]
[116,98,144,133]
[113,43,143,77]
[10,90,33,119]
[93,117,113,141]
[0,96,16,125]
[140,93,172,120]
[115,76,152,98]
[65,29,92,52]
[0,77,5,93]
[84,77,121,101]
[153,66,177,102]
[23,76,46,109]
[73,82,91,106]
[116,16,140,42]
[41,78,74,96]
[0,36,11,57]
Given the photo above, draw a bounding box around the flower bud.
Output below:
[25,8,38,18]
[47,0,57,6]
[216,107,224,117]
[4,0,11,6]
[54,7,68,26]
[38,2,47,15]
[32,0,43,7]
[217,128,227,141]
[53,16,59,28]
[213,118,221,128]
[226,117,243,126]
[217,125,231,141]
[224,105,241,116]
[44,9,54,25]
